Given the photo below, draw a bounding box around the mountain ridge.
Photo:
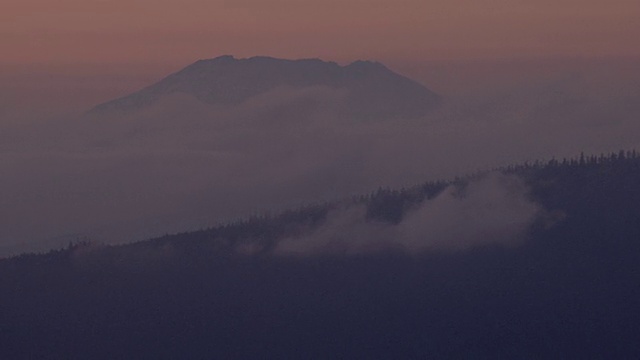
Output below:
[88,55,440,119]
[3,151,640,358]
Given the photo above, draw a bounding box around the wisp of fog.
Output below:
[0,59,638,255]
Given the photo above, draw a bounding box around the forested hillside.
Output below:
[2,151,640,359]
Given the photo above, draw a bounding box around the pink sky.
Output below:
[2,0,639,66]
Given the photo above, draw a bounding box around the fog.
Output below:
[276,173,542,255]
[1,58,639,256]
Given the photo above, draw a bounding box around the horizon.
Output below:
[4,54,639,118]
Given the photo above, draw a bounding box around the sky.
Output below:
[2,0,639,66]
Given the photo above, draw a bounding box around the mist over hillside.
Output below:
[5,0,640,356]
[0,57,639,256]
[3,153,640,358]
[2,57,640,358]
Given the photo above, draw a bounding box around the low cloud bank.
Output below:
[276,173,542,255]
[0,59,638,255]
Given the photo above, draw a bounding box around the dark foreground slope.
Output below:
[2,152,640,359]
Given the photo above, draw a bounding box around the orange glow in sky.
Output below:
[2,0,639,65]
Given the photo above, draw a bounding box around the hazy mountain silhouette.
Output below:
[89,55,440,119]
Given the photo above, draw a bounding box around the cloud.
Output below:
[275,173,543,255]
[0,59,638,256]
[275,205,397,255]
[398,173,541,251]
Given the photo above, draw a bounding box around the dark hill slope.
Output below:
[89,55,440,119]
[2,152,640,359]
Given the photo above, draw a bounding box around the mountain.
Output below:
[89,55,440,119]
[2,151,640,358]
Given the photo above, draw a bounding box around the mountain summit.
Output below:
[89,55,440,119]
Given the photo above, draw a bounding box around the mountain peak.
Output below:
[89,56,440,118]
[347,59,386,69]
[204,54,237,62]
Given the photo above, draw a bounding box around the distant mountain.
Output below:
[89,55,440,119]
